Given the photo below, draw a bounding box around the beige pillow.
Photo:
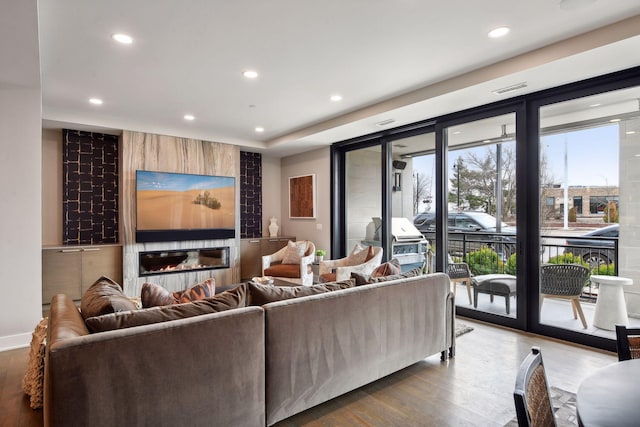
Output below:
[282,240,307,264]
[348,243,370,265]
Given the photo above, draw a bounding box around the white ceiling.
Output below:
[37,0,640,157]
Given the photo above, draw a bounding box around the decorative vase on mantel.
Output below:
[268,217,279,237]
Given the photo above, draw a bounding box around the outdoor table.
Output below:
[577,358,640,426]
[590,275,633,331]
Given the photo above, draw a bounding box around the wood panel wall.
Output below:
[121,130,240,296]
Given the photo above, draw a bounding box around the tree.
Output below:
[603,201,619,223]
[448,144,516,221]
[413,172,431,214]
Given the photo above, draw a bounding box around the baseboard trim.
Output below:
[0,332,32,352]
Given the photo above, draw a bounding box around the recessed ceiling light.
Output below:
[243,70,259,79]
[453,131,461,135]
[89,98,103,105]
[610,118,621,123]
[184,114,195,121]
[488,27,510,38]
[627,131,636,135]
[589,103,601,107]
[483,139,492,143]
[255,127,264,133]
[330,94,343,102]
[111,33,133,44]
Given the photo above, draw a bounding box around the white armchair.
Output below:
[262,240,316,286]
[319,245,383,282]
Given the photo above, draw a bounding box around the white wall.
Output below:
[619,116,640,317]
[0,1,43,351]
[280,148,332,257]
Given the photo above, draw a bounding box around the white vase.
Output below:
[268,217,279,237]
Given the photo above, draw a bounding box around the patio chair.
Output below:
[447,262,472,304]
[540,264,589,329]
[513,346,557,427]
[615,324,640,361]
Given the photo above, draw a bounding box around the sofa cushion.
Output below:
[264,263,301,278]
[85,284,247,332]
[281,240,307,264]
[246,280,355,306]
[80,276,137,320]
[371,258,401,278]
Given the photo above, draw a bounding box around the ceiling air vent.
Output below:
[492,82,528,95]
[375,118,396,127]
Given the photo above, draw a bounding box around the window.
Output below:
[546,197,555,206]
[573,196,582,214]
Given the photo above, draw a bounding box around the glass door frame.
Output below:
[434,101,527,330]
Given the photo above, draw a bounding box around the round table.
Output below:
[590,275,633,331]
[577,359,640,426]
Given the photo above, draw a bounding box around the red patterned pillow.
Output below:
[174,278,216,303]
[370,258,401,278]
[141,278,216,308]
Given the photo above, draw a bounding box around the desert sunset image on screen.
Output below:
[136,170,235,231]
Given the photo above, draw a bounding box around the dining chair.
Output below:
[540,264,590,329]
[513,346,557,427]
[615,324,640,361]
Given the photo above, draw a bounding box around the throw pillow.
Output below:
[80,276,138,320]
[141,278,217,308]
[364,245,376,262]
[369,266,423,283]
[85,284,247,333]
[173,278,216,303]
[141,282,176,308]
[246,279,355,306]
[347,243,370,265]
[281,240,307,264]
[350,272,371,286]
[370,258,402,277]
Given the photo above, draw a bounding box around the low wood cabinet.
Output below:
[240,236,295,280]
[42,244,123,303]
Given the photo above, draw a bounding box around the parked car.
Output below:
[414,211,516,258]
[563,224,618,268]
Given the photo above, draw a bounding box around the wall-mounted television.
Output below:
[135,170,236,242]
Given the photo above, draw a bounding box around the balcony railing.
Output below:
[423,229,619,302]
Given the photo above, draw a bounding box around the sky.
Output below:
[136,170,235,191]
[411,123,620,203]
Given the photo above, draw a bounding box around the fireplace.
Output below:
[139,247,230,277]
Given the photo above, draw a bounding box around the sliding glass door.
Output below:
[537,86,640,342]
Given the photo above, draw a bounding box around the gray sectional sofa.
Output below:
[44,273,454,427]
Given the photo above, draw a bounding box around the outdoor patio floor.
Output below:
[453,282,640,340]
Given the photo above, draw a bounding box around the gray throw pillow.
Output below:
[246,279,355,306]
[80,276,138,320]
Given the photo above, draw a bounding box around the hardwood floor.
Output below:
[1,317,615,427]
